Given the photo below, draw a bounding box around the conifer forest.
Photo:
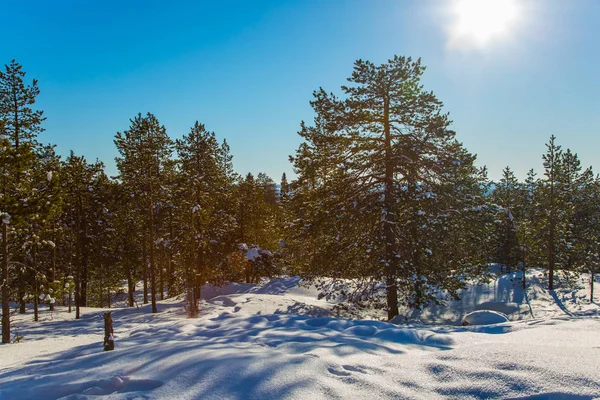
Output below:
[1,55,599,399]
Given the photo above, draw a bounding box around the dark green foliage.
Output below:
[288,56,490,319]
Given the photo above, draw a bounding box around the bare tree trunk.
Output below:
[142,242,148,304]
[75,194,82,320]
[383,98,399,320]
[50,223,56,311]
[33,243,38,322]
[167,208,174,297]
[591,268,595,303]
[67,274,72,313]
[149,175,157,314]
[127,266,134,307]
[81,247,89,307]
[187,265,197,317]
[2,223,10,343]
[103,312,114,351]
[159,247,164,301]
[33,275,39,322]
[548,173,555,291]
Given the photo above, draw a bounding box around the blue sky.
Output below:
[2,0,599,181]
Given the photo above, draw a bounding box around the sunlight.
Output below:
[447,0,520,50]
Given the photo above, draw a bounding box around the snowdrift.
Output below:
[0,270,599,399]
[461,310,509,326]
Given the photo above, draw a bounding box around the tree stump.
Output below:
[103,312,114,351]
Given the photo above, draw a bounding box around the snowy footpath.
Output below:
[0,271,599,399]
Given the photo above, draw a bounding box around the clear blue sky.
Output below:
[2,0,599,181]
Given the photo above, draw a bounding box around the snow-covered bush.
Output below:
[240,244,280,283]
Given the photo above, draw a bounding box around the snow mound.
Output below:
[462,310,510,326]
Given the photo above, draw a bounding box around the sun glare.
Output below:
[448,0,520,50]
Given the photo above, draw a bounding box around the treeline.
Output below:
[1,56,599,344]
[0,60,287,343]
[283,56,599,319]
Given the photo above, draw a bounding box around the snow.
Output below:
[0,271,599,399]
[246,247,260,261]
[1,212,10,225]
[403,265,600,324]
[461,310,509,326]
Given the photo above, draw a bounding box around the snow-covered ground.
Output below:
[406,266,600,324]
[0,269,599,399]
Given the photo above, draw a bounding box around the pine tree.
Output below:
[174,122,227,313]
[491,166,523,270]
[61,152,104,319]
[290,56,487,319]
[115,113,173,314]
[1,120,10,343]
[0,60,45,148]
[558,149,585,274]
[516,169,539,288]
[0,60,45,340]
[539,135,565,290]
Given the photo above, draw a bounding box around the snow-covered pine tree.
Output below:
[538,135,567,290]
[289,56,489,319]
[515,169,540,287]
[115,113,173,314]
[558,149,587,276]
[0,60,46,339]
[576,174,600,302]
[174,121,232,314]
[26,144,62,321]
[87,170,123,307]
[491,166,523,270]
[565,162,597,287]
[60,152,104,318]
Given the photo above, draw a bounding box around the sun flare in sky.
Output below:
[447,0,520,50]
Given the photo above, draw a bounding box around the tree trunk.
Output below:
[103,312,114,351]
[75,266,81,319]
[50,223,56,311]
[75,194,82,320]
[591,269,595,303]
[68,274,72,313]
[149,174,157,314]
[548,172,555,290]
[81,247,89,307]
[33,243,38,322]
[33,275,39,322]
[383,98,399,320]
[159,247,164,301]
[188,265,198,317]
[2,223,10,343]
[167,208,174,297]
[142,241,148,304]
[127,266,134,307]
